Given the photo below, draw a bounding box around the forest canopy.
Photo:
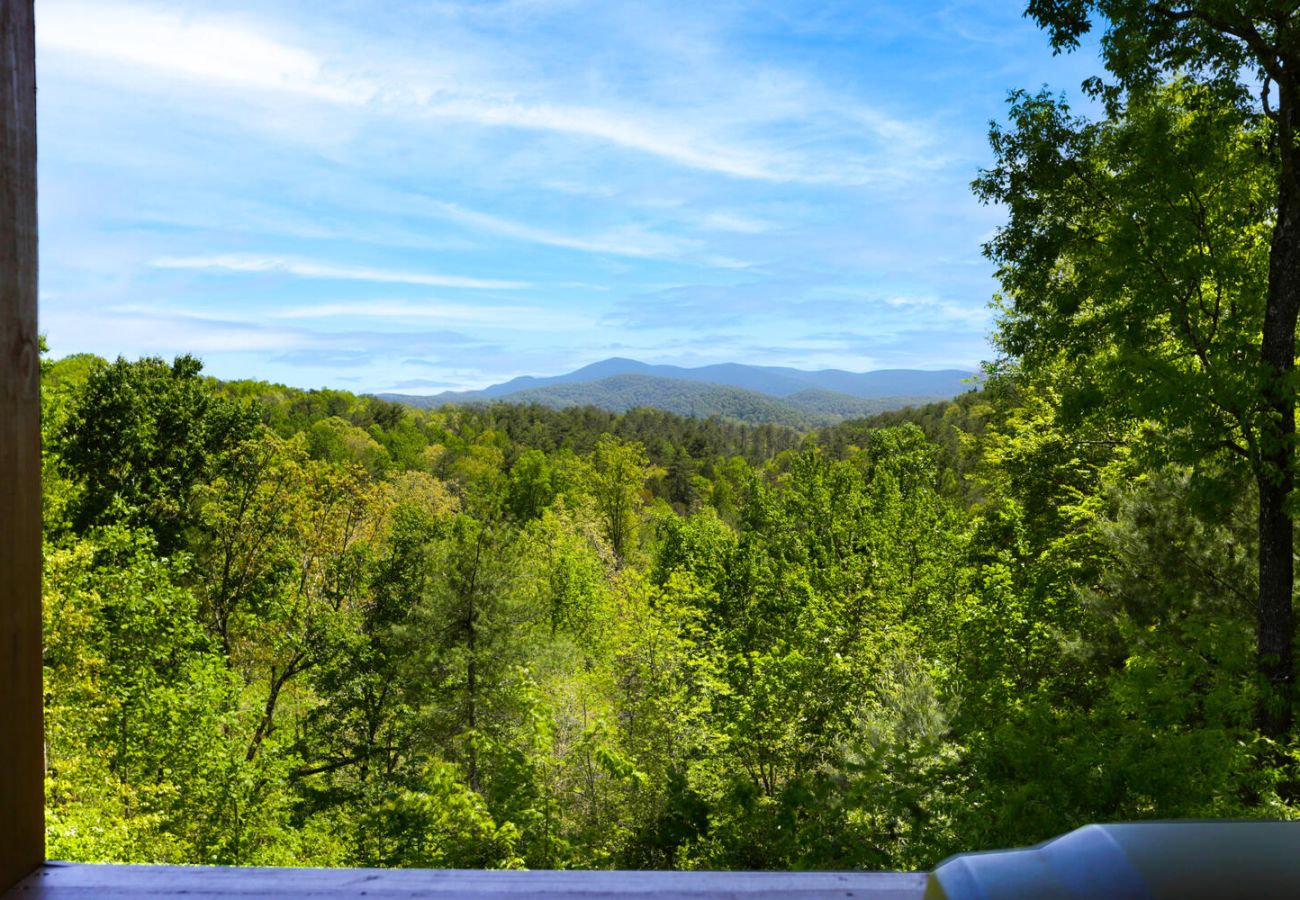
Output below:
[39,343,1296,870]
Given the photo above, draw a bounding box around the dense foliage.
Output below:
[1020,0,1300,738]
[41,347,1298,870]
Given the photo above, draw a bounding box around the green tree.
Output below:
[399,515,536,793]
[589,435,650,561]
[364,759,523,869]
[307,416,390,473]
[42,527,304,865]
[295,471,458,865]
[612,571,720,868]
[55,355,256,554]
[507,449,558,522]
[190,431,386,773]
[666,447,700,512]
[1020,0,1300,737]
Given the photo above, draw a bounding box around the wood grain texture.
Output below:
[6,863,928,900]
[0,0,42,892]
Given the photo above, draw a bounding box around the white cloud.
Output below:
[150,255,529,290]
[38,1,373,104]
[882,295,991,325]
[47,306,311,354]
[418,99,793,181]
[38,0,932,186]
[697,211,774,234]
[429,201,699,259]
[269,300,589,330]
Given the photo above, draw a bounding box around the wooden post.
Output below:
[0,0,43,890]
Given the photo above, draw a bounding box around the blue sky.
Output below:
[36,0,1100,392]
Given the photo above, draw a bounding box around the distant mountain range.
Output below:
[378,358,976,428]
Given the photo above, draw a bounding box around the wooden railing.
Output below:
[5,863,928,898]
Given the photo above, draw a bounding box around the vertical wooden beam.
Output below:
[0,0,42,891]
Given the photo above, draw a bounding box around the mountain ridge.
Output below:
[418,358,975,402]
[377,359,977,428]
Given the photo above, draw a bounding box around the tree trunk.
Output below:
[466,610,478,792]
[246,656,302,762]
[465,533,481,793]
[1256,467,1295,737]
[1256,83,1300,738]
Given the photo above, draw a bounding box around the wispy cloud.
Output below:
[38,1,373,104]
[697,212,775,234]
[274,349,373,368]
[417,99,814,183]
[429,201,700,259]
[52,306,313,354]
[150,255,529,290]
[384,378,460,391]
[64,304,502,360]
[38,0,935,186]
[269,300,590,330]
[881,294,991,325]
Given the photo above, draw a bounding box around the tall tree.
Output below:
[1004,1,1300,735]
[400,514,535,794]
[55,355,256,554]
[589,435,650,561]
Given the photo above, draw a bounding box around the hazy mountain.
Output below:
[499,375,817,427]
[410,358,974,403]
[379,359,976,427]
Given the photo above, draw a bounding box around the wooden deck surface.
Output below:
[6,863,928,899]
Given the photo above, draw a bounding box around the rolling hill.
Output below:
[423,357,973,402]
[378,359,976,427]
